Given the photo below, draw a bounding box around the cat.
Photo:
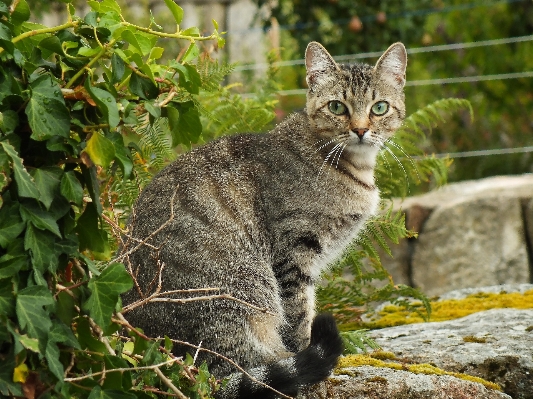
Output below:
[121,40,407,399]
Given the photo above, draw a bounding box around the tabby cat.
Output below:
[122,41,407,398]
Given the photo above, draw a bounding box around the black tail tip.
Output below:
[309,313,343,363]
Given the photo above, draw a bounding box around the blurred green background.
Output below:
[29,0,533,184]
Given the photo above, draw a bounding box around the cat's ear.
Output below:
[305,42,339,89]
[374,42,407,88]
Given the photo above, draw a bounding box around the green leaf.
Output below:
[111,53,125,83]
[163,0,184,25]
[11,0,30,27]
[45,341,63,380]
[30,167,62,210]
[85,132,116,168]
[168,102,202,146]
[0,351,23,397]
[181,26,200,37]
[20,200,62,238]
[76,202,106,252]
[181,42,199,63]
[16,285,54,350]
[83,263,133,330]
[0,279,15,317]
[24,223,58,273]
[108,133,133,179]
[0,255,27,279]
[0,110,19,134]
[121,29,143,54]
[60,170,84,206]
[0,141,40,199]
[0,200,24,248]
[84,80,120,129]
[25,74,70,141]
[129,72,159,100]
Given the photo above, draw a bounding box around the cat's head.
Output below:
[305,42,407,167]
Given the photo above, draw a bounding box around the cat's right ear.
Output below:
[305,42,339,89]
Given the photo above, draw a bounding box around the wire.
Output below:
[234,35,533,72]
[417,146,533,159]
[246,71,533,97]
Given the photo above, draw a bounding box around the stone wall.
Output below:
[383,175,533,297]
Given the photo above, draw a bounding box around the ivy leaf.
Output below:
[60,170,84,206]
[129,72,158,100]
[108,133,133,179]
[24,223,58,273]
[168,101,202,147]
[84,131,116,168]
[25,74,70,141]
[0,141,40,199]
[82,263,133,330]
[16,285,54,351]
[84,80,120,128]
[0,200,24,248]
[181,42,199,64]
[0,110,19,134]
[19,200,62,238]
[163,0,184,25]
[76,202,107,252]
[111,53,125,83]
[30,167,62,210]
[0,279,15,317]
[11,0,30,28]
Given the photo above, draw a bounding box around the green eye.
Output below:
[371,101,389,116]
[328,101,347,115]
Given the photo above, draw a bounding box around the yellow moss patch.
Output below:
[355,289,533,330]
[337,354,502,391]
[462,335,488,343]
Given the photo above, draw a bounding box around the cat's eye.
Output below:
[328,101,347,115]
[371,101,389,116]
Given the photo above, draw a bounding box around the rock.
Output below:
[437,284,533,300]
[381,175,533,296]
[302,366,511,399]
[411,196,530,297]
[371,308,533,399]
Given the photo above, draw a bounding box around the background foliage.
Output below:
[254,0,533,182]
[0,0,472,397]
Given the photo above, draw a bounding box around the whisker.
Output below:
[384,146,411,194]
[334,143,348,169]
[318,142,343,178]
[385,139,421,183]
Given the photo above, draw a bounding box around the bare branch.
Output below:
[113,185,179,263]
[153,367,189,399]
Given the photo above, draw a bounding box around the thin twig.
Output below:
[64,358,179,382]
[113,185,179,263]
[154,367,189,399]
[168,338,294,399]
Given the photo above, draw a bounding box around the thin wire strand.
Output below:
[234,34,533,71]
[416,146,533,160]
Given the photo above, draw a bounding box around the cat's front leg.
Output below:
[274,258,316,352]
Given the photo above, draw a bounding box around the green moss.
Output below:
[347,289,533,330]
[369,350,396,360]
[337,354,502,391]
[462,335,488,343]
[526,325,533,332]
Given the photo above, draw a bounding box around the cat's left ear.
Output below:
[374,42,407,88]
[305,42,339,89]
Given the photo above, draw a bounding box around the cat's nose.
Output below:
[353,128,369,140]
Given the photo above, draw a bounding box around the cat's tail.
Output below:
[216,313,343,399]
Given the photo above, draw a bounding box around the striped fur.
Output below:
[122,41,407,398]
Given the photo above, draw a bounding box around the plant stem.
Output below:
[121,21,217,41]
[0,21,79,55]
[65,39,117,89]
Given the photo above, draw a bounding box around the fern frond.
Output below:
[376,98,472,199]
[196,58,236,92]
[341,330,381,354]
